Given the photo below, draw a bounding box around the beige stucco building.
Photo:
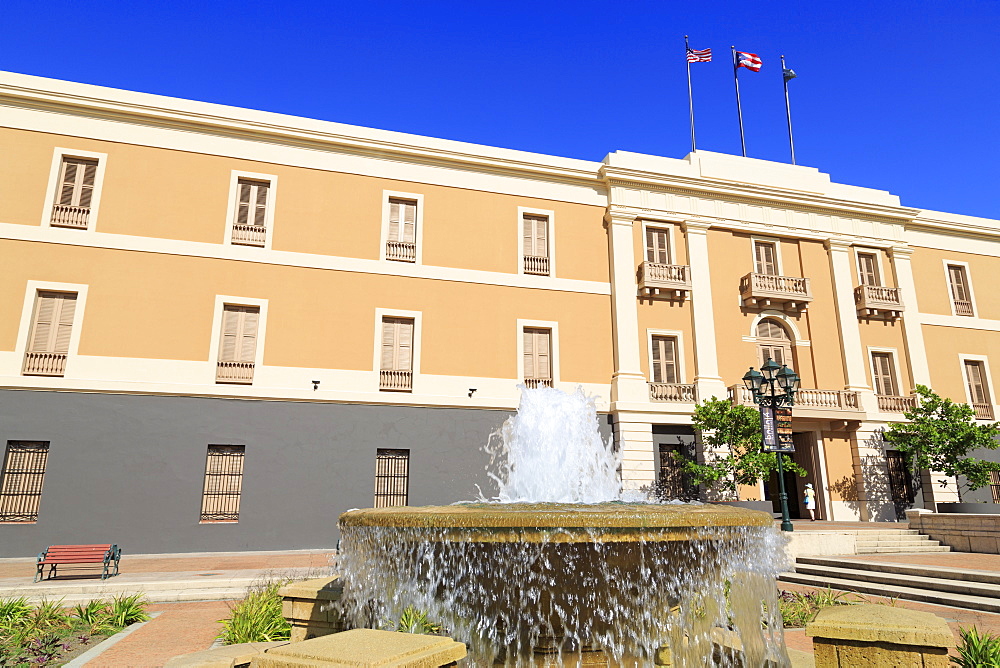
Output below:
[0,71,997,554]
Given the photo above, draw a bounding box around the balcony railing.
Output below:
[524,377,553,389]
[739,273,812,310]
[877,394,918,413]
[649,383,696,403]
[973,402,995,420]
[953,300,974,316]
[638,262,691,299]
[855,285,903,319]
[50,205,90,229]
[380,369,413,391]
[231,224,266,247]
[216,361,255,384]
[523,255,550,276]
[729,385,860,413]
[386,241,417,262]
[23,352,67,376]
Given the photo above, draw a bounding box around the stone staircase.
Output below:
[852,528,950,554]
[780,556,1000,613]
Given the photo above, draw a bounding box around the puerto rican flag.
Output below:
[736,51,762,72]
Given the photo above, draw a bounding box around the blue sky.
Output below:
[5,1,999,218]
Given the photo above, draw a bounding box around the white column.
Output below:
[890,246,932,387]
[605,211,648,405]
[826,239,878,412]
[850,423,895,522]
[615,414,655,491]
[684,221,728,401]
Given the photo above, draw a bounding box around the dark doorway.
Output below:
[763,432,816,519]
[652,425,698,501]
[885,450,915,519]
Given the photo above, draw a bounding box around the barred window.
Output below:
[0,441,50,523]
[374,449,409,508]
[991,470,1000,505]
[200,445,245,522]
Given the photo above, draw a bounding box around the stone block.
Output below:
[165,642,290,667]
[968,535,1000,554]
[280,577,347,642]
[250,629,466,668]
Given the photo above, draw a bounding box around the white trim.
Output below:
[380,191,425,264]
[867,346,904,395]
[40,147,108,232]
[645,329,687,383]
[516,319,560,386]
[10,281,89,378]
[750,235,783,275]
[517,206,556,277]
[746,311,810,347]
[373,308,422,393]
[958,354,996,420]
[222,170,278,250]
[942,259,977,317]
[853,246,886,287]
[639,220,676,264]
[208,295,269,384]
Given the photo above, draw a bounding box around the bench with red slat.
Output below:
[35,543,121,582]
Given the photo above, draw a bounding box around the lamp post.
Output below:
[742,359,800,532]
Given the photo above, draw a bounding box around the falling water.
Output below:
[337,387,791,667]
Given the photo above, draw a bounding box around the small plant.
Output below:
[953,626,1000,667]
[217,580,291,645]
[777,588,866,628]
[107,593,150,628]
[393,606,442,635]
[0,596,32,630]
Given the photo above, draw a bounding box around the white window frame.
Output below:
[40,148,109,232]
[516,319,560,385]
[373,308,422,391]
[11,281,89,378]
[868,346,905,396]
[207,295,269,382]
[223,170,278,250]
[517,206,556,277]
[645,329,686,384]
[942,259,978,317]
[958,354,996,417]
[640,221,677,265]
[750,235,784,275]
[380,191,425,264]
[854,247,886,287]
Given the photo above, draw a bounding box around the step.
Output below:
[791,563,1000,599]
[855,537,940,545]
[855,540,944,548]
[778,572,1000,614]
[856,546,952,553]
[9,587,250,605]
[797,557,1000,586]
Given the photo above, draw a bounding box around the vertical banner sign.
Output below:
[775,407,795,452]
[759,405,777,450]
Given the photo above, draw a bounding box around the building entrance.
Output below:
[764,432,822,520]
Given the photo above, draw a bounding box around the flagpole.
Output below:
[781,55,796,165]
[732,46,747,157]
[685,36,697,154]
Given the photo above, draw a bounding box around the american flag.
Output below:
[736,51,762,72]
[687,47,712,63]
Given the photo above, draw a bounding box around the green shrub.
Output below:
[107,593,150,629]
[217,581,291,645]
[392,606,442,635]
[953,626,1000,667]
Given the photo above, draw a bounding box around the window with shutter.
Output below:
[386,199,418,262]
[374,449,410,507]
[0,441,50,523]
[871,352,898,396]
[216,305,259,384]
[964,361,993,419]
[380,317,414,391]
[23,292,76,376]
[650,336,678,384]
[200,445,245,522]
[231,180,269,247]
[645,228,671,264]
[947,265,974,316]
[523,328,552,388]
[755,319,793,369]
[857,253,881,286]
[522,215,550,275]
[754,241,778,276]
[51,158,97,229]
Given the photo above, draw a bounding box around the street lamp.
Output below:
[742,359,800,532]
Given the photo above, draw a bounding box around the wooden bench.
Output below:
[35,544,121,582]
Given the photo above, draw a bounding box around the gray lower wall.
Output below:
[960,446,1000,504]
[0,390,616,557]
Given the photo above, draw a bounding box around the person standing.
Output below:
[804,483,817,521]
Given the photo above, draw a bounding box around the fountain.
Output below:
[337,387,790,666]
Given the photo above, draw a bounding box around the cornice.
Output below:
[908,214,1000,242]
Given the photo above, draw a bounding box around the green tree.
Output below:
[681,397,805,500]
[883,385,1000,500]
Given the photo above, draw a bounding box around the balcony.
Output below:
[729,384,863,418]
[649,383,696,403]
[524,377,553,389]
[855,285,903,320]
[386,241,416,262]
[50,204,90,229]
[953,299,974,316]
[638,262,691,299]
[739,273,812,311]
[216,361,254,384]
[973,403,995,420]
[523,255,549,276]
[380,369,413,391]
[231,224,266,247]
[23,352,67,376]
[877,394,918,413]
